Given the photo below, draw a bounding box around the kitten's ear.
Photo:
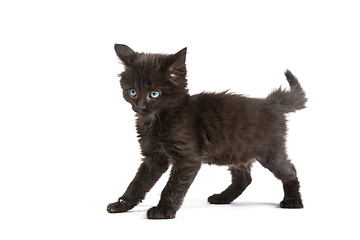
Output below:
[114,44,137,66]
[165,47,187,76]
[170,47,187,67]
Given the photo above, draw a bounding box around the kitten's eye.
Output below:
[149,91,160,99]
[129,89,137,97]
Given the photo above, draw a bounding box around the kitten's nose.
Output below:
[137,99,146,109]
[135,105,147,114]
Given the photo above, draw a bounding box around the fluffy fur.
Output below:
[107,44,307,219]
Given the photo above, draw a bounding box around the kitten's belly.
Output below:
[201,148,251,166]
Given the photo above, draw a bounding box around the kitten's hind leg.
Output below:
[258,150,303,208]
[208,166,252,204]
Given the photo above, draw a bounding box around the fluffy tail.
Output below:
[266,70,307,113]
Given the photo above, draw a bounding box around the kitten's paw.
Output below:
[107,198,134,213]
[280,198,303,208]
[147,206,176,219]
[208,194,232,204]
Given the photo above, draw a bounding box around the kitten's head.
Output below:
[115,44,188,118]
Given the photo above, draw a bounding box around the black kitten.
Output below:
[107,44,306,219]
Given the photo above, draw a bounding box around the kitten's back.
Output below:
[189,92,284,165]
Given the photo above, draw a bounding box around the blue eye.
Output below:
[129,89,136,97]
[150,91,160,99]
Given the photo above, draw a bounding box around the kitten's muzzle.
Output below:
[133,105,149,114]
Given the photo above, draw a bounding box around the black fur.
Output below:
[107,44,307,219]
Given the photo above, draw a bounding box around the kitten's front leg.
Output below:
[107,156,169,213]
[147,160,201,219]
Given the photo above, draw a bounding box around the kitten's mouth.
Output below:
[133,107,151,115]
[133,107,159,121]
[138,110,149,115]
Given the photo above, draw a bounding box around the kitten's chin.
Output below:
[138,113,159,122]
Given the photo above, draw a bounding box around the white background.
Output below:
[1,0,359,239]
